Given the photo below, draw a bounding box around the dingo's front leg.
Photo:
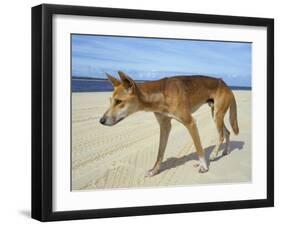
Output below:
[146,113,171,177]
[183,116,208,173]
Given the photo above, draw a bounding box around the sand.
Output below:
[71,91,251,190]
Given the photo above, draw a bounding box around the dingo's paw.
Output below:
[199,166,208,173]
[222,149,230,156]
[145,168,159,177]
[209,152,218,161]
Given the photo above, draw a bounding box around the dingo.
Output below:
[100,71,239,176]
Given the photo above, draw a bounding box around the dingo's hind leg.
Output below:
[209,92,232,161]
[209,118,230,161]
[222,125,230,156]
[209,111,225,161]
[146,113,171,177]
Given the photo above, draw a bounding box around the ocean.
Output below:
[72,78,251,92]
[72,79,113,92]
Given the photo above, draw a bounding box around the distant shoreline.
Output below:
[72,77,251,92]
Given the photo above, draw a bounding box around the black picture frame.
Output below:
[31,3,274,222]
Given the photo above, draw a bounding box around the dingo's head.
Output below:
[100,71,140,126]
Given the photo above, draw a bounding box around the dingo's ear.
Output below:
[118,71,136,93]
[106,73,121,87]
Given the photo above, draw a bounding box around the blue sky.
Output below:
[72,34,252,87]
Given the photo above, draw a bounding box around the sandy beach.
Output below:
[71,91,251,190]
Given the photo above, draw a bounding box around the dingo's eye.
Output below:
[115,99,122,105]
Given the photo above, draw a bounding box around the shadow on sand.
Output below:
[158,140,245,174]
[18,209,30,218]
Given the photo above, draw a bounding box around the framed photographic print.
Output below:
[31,4,274,221]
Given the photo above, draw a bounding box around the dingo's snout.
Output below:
[99,114,125,126]
[99,116,106,125]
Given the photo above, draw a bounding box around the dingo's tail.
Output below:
[229,96,239,135]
